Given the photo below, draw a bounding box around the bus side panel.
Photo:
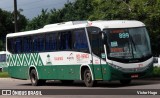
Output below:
[36,66,58,80]
[92,64,103,80]
[37,65,81,80]
[58,65,80,80]
[8,66,29,79]
[101,64,112,80]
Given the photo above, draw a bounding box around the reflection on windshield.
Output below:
[103,27,152,61]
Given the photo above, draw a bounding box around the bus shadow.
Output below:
[21,79,160,88]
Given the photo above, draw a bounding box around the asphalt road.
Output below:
[0,78,160,98]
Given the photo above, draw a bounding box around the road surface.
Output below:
[0,78,160,98]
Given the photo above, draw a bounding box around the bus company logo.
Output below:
[54,57,63,61]
[46,54,52,65]
[2,90,11,95]
[76,53,89,63]
[95,59,99,64]
[67,53,74,61]
[2,90,42,96]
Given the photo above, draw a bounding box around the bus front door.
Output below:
[90,31,104,80]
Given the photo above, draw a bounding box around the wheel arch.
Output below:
[80,64,94,80]
[28,65,39,79]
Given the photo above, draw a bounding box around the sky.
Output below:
[0,0,74,19]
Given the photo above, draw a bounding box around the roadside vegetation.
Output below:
[153,67,160,77]
[0,72,9,78]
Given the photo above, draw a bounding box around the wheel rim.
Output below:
[85,72,91,83]
[31,73,36,84]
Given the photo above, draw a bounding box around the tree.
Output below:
[25,9,49,30]
[0,8,27,51]
[24,0,160,56]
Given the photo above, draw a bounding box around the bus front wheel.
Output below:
[30,69,45,86]
[84,69,96,87]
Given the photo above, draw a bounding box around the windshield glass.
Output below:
[103,27,152,62]
[0,54,6,62]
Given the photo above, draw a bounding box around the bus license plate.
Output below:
[131,74,138,78]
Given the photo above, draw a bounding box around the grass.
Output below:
[153,67,160,77]
[0,72,9,78]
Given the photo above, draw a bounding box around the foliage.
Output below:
[0,9,27,51]
[0,9,14,43]
[153,67,160,77]
[0,72,9,78]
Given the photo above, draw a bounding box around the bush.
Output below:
[153,67,160,77]
[0,72,9,78]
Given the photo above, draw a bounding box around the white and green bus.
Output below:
[6,20,153,87]
[0,51,7,72]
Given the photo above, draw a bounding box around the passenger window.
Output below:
[7,38,14,53]
[33,34,45,52]
[23,36,32,53]
[45,33,57,51]
[73,29,89,52]
[60,31,72,50]
[87,27,102,56]
[15,37,22,53]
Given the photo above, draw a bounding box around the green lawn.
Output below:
[153,67,160,77]
[0,72,9,78]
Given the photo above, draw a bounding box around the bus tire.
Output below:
[30,69,45,86]
[84,68,95,87]
[120,79,131,85]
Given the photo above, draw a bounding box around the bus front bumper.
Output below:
[102,62,153,81]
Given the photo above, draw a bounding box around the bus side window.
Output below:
[32,34,45,52]
[33,35,38,52]
[0,54,6,62]
[7,38,14,53]
[15,37,22,54]
[60,31,72,50]
[38,35,45,52]
[23,36,32,53]
[73,29,89,52]
[45,33,57,51]
[87,27,102,56]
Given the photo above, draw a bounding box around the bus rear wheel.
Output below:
[84,69,96,87]
[30,69,46,86]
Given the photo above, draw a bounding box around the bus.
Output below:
[6,20,153,87]
[0,51,7,72]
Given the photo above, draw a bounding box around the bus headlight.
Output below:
[108,62,153,73]
[108,63,123,70]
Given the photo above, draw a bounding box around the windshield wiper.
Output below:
[129,33,136,51]
[129,33,145,58]
[128,33,136,58]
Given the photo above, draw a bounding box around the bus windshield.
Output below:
[0,54,6,62]
[103,27,152,62]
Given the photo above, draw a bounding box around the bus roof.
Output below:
[7,20,145,38]
[0,51,6,54]
[91,20,145,28]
